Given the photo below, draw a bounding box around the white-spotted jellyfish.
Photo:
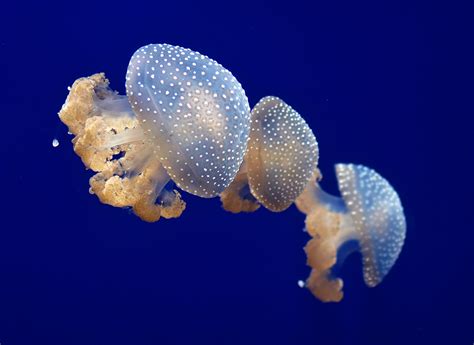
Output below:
[58,43,250,222]
[58,43,408,302]
[221,96,319,213]
[295,164,406,302]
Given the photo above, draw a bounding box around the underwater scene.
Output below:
[1,0,472,344]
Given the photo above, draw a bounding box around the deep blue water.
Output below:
[1,1,472,344]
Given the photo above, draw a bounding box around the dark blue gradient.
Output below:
[0,0,472,344]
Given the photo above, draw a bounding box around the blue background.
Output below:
[1,0,472,344]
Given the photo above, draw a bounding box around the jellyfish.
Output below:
[220,96,319,213]
[295,164,406,302]
[58,44,250,222]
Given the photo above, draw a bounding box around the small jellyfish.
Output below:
[295,164,406,302]
[221,96,319,213]
[58,44,250,222]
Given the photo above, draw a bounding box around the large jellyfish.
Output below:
[59,44,250,222]
[295,164,406,302]
[220,96,319,213]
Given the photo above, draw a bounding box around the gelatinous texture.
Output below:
[58,73,185,222]
[246,96,319,212]
[335,164,406,287]
[295,164,406,302]
[126,44,250,198]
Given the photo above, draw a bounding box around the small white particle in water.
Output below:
[67,86,71,91]
[52,138,59,147]
[297,280,305,288]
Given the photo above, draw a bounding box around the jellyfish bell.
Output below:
[295,164,407,302]
[126,44,250,198]
[58,43,250,222]
[221,96,319,213]
[247,97,319,211]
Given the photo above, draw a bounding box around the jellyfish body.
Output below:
[221,96,319,213]
[126,44,250,197]
[58,43,250,221]
[295,164,406,302]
